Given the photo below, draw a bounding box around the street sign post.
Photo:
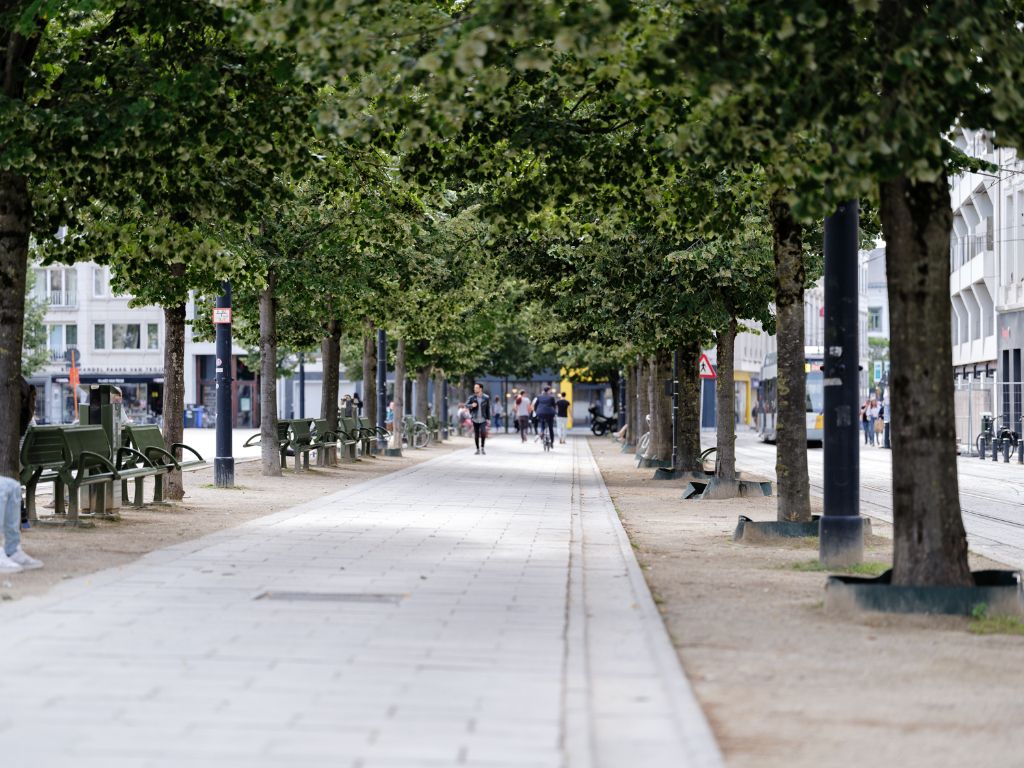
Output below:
[699,353,717,379]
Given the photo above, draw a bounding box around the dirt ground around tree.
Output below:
[589,437,1024,768]
[2,439,466,604]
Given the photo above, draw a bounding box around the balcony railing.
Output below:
[950,234,994,272]
[48,290,78,308]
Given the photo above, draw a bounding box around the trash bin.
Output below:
[184,406,195,428]
[194,406,204,429]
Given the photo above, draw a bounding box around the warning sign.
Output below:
[698,353,717,379]
[212,307,232,325]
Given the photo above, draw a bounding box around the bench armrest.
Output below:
[116,446,155,470]
[77,451,119,478]
[243,433,261,447]
[143,445,181,469]
[170,443,205,463]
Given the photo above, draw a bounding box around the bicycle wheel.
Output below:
[414,424,431,449]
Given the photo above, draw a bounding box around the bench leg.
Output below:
[154,475,164,503]
[133,478,145,507]
[280,449,287,469]
[67,486,80,524]
[54,481,65,517]
[303,452,310,471]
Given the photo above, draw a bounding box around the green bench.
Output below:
[244,421,290,468]
[20,425,68,523]
[357,416,389,455]
[285,418,320,471]
[57,425,123,523]
[337,417,363,462]
[121,425,205,505]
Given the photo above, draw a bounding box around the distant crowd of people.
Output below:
[455,386,572,453]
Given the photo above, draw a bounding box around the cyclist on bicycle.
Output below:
[533,386,558,449]
[466,383,491,455]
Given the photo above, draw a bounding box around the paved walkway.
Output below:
[0,437,720,768]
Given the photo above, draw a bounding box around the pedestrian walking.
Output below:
[0,379,43,574]
[466,383,491,455]
[515,391,532,443]
[385,401,395,433]
[555,391,571,444]
[492,396,504,430]
[860,400,870,445]
[867,398,881,446]
[351,391,363,415]
[341,394,355,417]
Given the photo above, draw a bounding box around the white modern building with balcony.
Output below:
[949,127,1024,434]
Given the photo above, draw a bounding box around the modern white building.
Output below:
[949,127,1024,437]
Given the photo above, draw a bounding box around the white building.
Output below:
[949,127,1024,437]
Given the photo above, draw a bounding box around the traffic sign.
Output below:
[212,307,232,324]
[699,353,717,379]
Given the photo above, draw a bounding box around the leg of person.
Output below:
[473,422,482,453]
[558,416,567,443]
[480,423,487,454]
[0,478,29,572]
[545,416,555,446]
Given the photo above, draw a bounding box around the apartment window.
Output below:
[44,267,77,307]
[111,323,141,350]
[65,324,78,347]
[94,324,106,350]
[147,323,159,350]
[93,266,108,297]
[867,307,882,333]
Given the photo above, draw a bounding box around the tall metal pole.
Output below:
[504,376,509,434]
[442,379,449,439]
[214,281,234,488]
[298,352,305,419]
[376,328,387,451]
[821,200,864,566]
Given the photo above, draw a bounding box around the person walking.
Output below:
[860,400,870,445]
[492,396,504,431]
[555,391,571,444]
[515,390,532,443]
[533,386,558,448]
[466,383,491,455]
[351,391,363,416]
[0,379,43,574]
[867,398,881,446]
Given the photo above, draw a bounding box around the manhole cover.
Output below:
[255,591,405,604]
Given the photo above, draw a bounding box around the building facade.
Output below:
[949,127,1024,440]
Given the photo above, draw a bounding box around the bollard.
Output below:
[1004,438,1012,463]
[992,437,1001,461]
[1018,439,1023,465]
[979,435,988,460]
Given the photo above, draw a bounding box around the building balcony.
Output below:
[47,290,78,308]
[998,282,1024,310]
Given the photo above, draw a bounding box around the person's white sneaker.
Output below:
[9,548,42,570]
[0,552,23,574]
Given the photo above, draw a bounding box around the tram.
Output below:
[756,346,825,443]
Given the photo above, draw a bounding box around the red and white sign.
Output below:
[698,353,717,380]
[212,308,232,324]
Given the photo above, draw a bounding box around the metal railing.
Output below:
[48,290,78,307]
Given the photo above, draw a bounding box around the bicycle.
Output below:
[976,420,1019,459]
[542,429,553,452]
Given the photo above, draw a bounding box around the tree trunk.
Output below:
[648,350,672,461]
[362,324,376,427]
[771,193,812,522]
[390,339,406,450]
[415,364,431,420]
[162,303,186,498]
[259,270,281,476]
[0,173,30,480]
[880,174,971,587]
[715,318,738,481]
[626,363,639,445]
[676,339,703,472]
[636,358,650,451]
[320,320,341,432]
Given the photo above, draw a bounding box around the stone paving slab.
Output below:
[0,437,720,768]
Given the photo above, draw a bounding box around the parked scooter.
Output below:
[589,403,617,436]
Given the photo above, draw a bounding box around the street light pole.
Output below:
[442,379,449,439]
[214,281,234,488]
[298,352,305,419]
[821,200,864,566]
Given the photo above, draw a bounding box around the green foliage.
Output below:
[21,267,48,376]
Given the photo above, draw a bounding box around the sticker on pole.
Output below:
[212,308,232,324]
[698,353,717,379]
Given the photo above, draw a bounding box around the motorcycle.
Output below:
[589,405,618,436]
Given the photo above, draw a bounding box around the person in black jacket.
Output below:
[466,383,491,455]
[533,386,558,447]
